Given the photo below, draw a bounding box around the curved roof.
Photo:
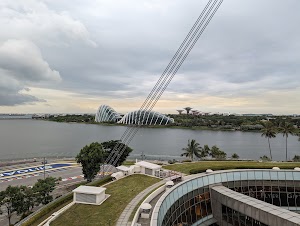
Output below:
[118,110,174,125]
[151,169,300,226]
[95,105,120,122]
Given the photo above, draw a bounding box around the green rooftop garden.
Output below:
[51,174,160,226]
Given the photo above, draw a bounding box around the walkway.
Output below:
[116,180,166,226]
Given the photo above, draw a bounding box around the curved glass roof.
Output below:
[118,110,174,125]
[95,105,120,122]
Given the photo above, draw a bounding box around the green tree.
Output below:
[260,155,271,161]
[181,139,202,161]
[0,186,22,225]
[101,140,133,166]
[18,186,35,217]
[231,153,240,159]
[33,177,57,205]
[200,145,210,158]
[260,121,277,160]
[280,122,296,161]
[76,142,104,182]
[293,155,300,162]
[210,145,227,160]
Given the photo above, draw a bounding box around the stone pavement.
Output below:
[116,180,166,226]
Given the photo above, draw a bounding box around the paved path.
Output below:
[116,180,166,226]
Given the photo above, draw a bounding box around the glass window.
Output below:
[192,179,198,190]
[197,178,203,188]
[227,172,234,181]
[233,172,241,181]
[214,173,222,184]
[262,171,271,180]
[254,171,263,180]
[247,171,255,180]
[293,171,300,181]
[240,172,248,181]
[202,176,208,186]
[208,175,215,184]
[221,172,228,182]
[270,171,278,180]
[277,171,286,180]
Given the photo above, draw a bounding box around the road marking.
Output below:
[0,163,80,178]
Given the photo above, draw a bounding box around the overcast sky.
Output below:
[0,0,299,114]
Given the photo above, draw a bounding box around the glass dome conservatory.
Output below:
[95,105,121,122]
[117,110,174,125]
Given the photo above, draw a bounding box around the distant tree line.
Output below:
[181,119,299,162]
[168,114,300,132]
[180,139,229,161]
[47,114,95,123]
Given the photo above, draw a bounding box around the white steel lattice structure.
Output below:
[117,110,174,125]
[95,105,121,122]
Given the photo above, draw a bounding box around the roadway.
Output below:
[0,161,84,191]
[0,160,117,225]
[0,160,86,225]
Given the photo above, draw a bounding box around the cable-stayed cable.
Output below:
[103,0,223,171]
[104,0,222,170]
[103,0,218,166]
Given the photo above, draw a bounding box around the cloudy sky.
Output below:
[0,0,299,115]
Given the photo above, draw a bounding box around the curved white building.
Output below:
[150,169,300,226]
[117,110,174,125]
[95,105,121,123]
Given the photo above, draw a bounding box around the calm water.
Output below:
[0,120,299,161]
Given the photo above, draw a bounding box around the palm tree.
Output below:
[181,139,202,161]
[201,145,210,158]
[261,121,277,161]
[280,121,296,161]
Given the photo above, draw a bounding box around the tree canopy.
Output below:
[33,177,57,205]
[76,142,104,182]
[181,139,202,161]
[0,177,57,225]
[261,121,277,160]
[209,145,227,160]
[102,140,133,166]
[76,140,133,182]
[280,121,297,161]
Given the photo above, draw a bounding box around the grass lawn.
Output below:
[163,161,300,175]
[51,174,160,226]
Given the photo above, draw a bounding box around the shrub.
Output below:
[231,153,240,159]
[182,159,192,163]
[293,155,300,162]
[168,159,177,164]
[260,155,271,161]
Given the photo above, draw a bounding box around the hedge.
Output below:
[21,176,112,226]
[189,165,297,174]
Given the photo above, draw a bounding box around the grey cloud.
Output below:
[0,40,60,106]
[0,92,45,106]
[0,0,96,47]
[0,39,61,82]
[1,0,300,111]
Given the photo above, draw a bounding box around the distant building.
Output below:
[0,114,32,119]
[118,110,174,125]
[95,105,174,125]
[95,105,121,123]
